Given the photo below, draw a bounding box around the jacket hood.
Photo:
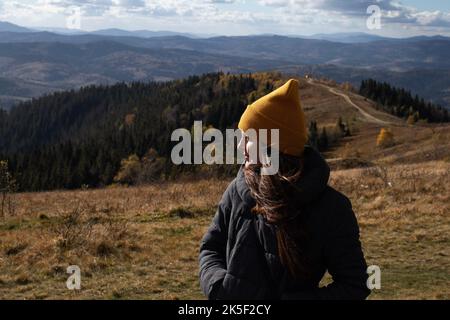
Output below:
[235,145,330,209]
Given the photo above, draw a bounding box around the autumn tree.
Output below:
[137,148,166,184]
[376,128,395,148]
[113,154,141,185]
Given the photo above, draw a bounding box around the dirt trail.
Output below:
[307,79,395,126]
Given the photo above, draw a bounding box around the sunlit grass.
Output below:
[0,160,448,299]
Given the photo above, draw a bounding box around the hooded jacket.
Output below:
[198,146,370,300]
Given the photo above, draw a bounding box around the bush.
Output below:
[0,160,16,218]
[376,128,395,148]
[136,149,165,184]
[114,149,166,186]
[54,204,94,250]
[113,154,141,185]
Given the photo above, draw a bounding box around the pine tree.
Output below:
[336,117,346,137]
[359,78,448,123]
[308,121,319,150]
[318,128,329,151]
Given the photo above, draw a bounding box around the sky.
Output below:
[1,0,450,37]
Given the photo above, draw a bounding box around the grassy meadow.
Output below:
[0,159,448,299]
[1,79,449,300]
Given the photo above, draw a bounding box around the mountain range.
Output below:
[0,21,212,38]
[0,21,32,33]
[0,21,449,110]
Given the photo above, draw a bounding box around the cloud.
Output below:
[317,0,400,16]
[256,0,450,31]
[0,0,449,36]
[258,0,290,7]
[205,0,236,3]
[384,7,450,28]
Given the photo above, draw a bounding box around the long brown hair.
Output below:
[244,153,310,279]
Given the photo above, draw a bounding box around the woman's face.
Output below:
[238,131,258,167]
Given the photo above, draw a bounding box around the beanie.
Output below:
[238,79,308,156]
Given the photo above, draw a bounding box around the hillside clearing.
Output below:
[0,161,448,299]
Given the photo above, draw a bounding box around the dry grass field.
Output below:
[1,79,449,300]
[0,158,448,299]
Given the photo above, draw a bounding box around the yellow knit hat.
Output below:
[238,79,308,157]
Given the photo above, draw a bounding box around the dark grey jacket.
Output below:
[199,146,370,300]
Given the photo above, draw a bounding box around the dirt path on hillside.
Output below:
[328,87,393,125]
[307,79,395,125]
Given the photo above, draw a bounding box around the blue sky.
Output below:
[402,0,450,11]
[0,0,449,37]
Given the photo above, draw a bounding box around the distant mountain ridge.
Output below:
[0,21,212,39]
[3,20,449,42]
[90,28,204,39]
[304,32,392,43]
[0,21,32,33]
[1,31,449,69]
[0,21,449,110]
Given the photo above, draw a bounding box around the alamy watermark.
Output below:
[66,6,82,30]
[170,121,280,175]
[367,265,381,290]
[367,5,382,30]
[66,265,81,290]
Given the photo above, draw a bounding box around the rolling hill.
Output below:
[1,72,448,192]
[0,27,450,109]
[0,72,448,300]
[1,19,449,302]
[0,21,449,303]
[2,31,450,69]
[0,41,290,109]
[0,21,31,33]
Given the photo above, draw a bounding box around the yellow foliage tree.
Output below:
[113,154,141,185]
[407,111,420,125]
[376,128,395,148]
[341,82,355,92]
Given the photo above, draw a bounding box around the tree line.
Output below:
[359,79,449,123]
[0,73,287,191]
[1,72,352,192]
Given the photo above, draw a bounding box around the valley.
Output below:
[1,28,450,109]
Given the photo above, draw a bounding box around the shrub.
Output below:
[54,204,94,251]
[113,154,141,185]
[376,128,395,148]
[0,160,16,218]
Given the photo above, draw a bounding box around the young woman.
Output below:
[199,79,370,300]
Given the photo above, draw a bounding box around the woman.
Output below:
[199,79,370,300]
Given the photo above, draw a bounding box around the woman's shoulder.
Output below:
[220,178,238,206]
[217,178,243,215]
[217,177,257,227]
[320,186,353,210]
[306,186,356,229]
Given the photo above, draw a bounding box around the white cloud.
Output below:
[0,0,449,36]
[255,0,450,34]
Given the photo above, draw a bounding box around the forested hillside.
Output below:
[1,72,448,192]
[359,79,449,123]
[0,73,282,191]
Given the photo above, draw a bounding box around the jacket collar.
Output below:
[235,146,330,208]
